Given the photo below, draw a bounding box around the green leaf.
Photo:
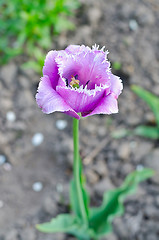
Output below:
[1,0,80,64]
[16,31,27,47]
[70,156,90,220]
[112,61,121,71]
[134,125,159,139]
[36,214,95,240]
[131,85,159,127]
[36,214,75,233]
[89,168,154,237]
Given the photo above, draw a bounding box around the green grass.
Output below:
[0,0,80,72]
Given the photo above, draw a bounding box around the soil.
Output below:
[0,0,159,240]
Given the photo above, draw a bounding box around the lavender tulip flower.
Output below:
[36,44,123,119]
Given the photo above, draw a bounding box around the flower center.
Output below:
[70,75,80,89]
[65,74,91,90]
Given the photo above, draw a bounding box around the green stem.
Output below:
[73,117,88,224]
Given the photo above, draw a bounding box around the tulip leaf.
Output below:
[36,214,94,240]
[131,85,159,127]
[89,168,154,237]
[70,156,90,220]
[134,125,159,139]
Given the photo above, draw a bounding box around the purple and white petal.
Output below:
[36,75,80,119]
[65,45,91,54]
[56,84,110,114]
[82,93,118,117]
[43,50,59,90]
[110,74,123,98]
[56,50,111,89]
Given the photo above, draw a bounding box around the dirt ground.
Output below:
[0,0,159,239]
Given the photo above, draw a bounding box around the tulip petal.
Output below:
[56,84,110,114]
[81,93,118,117]
[65,44,88,53]
[110,74,123,98]
[56,48,111,90]
[36,75,80,119]
[43,50,59,90]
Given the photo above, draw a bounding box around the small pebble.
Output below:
[32,182,43,192]
[0,155,6,165]
[86,169,99,184]
[6,111,16,122]
[56,120,67,130]
[3,163,12,171]
[130,141,137,149]
[56,183,63,193]
[32,133,44,146]
[129,19,138,31]
[136,164,144,171]
[0,200,4,208]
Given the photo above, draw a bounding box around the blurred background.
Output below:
[0,0,159,239]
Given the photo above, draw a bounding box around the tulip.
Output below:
[36,44,123,119]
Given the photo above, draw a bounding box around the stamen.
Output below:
[65,78,68,87]
[70,76,80,88]
[83,80,90,89]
